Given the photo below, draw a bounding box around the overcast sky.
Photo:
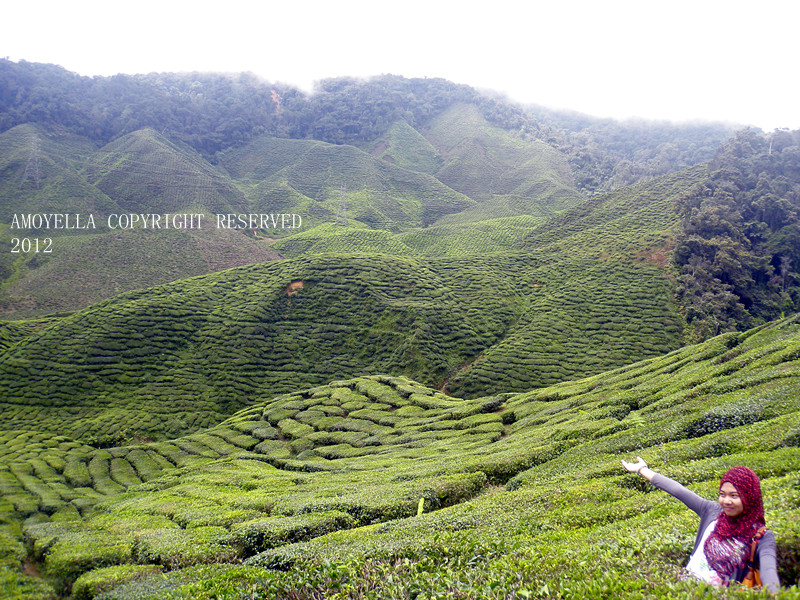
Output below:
[3,0,798,131]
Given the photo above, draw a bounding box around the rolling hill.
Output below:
[218,134,476,229]
[0,123,117,222]
[0,210,688,445]
[3,62,800,600]
[85,128,249,215]
[0,100,589,318]
[0,227,283,317]
[1,313,798,598]
[422,103,581,213]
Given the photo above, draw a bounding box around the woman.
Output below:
[621,457,780,593]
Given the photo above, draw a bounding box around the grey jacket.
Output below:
[651,473,780,593]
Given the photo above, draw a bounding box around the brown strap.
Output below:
[749,526,767,562]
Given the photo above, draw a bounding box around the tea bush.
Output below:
[231,510,356,554]
[684,400,766,438]
[71,564,162,600]
[132,526,238,569]
[0,565,58,600]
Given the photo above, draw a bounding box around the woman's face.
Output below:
[719,482,745,518]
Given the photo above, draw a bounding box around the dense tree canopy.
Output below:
[0,61,532,159]
[527,104,738,194]
[2,59,728,193]
[672,128,800,340]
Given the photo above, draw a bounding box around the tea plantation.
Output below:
[0,243,685,444]
[1,313,799,599]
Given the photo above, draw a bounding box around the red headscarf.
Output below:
[703,466,766,582]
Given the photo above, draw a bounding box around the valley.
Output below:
[1,62,799,599]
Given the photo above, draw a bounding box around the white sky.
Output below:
[3,0,799,131]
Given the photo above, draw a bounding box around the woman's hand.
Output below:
[621,456,647,474]
[621,456,656,481]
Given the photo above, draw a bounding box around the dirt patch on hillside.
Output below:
[636,241,673,269]
[371,141,388,156]
[285,281,304,296]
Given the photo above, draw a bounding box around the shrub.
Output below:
[42,530,133,596]
[231,510,356,554]
[782,428,800,448]
[132,526,239,569]
[71,564,162,600]
[0,565,58,600]
[684,400,765,438]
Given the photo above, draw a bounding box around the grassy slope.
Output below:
[432,165,707,397]
[264,222,418,257]
[85,128,249,215]
[369,120,442,175]
[1,315,798,598]
[0,123,120,299]
[0,125,288,318]
[273,118,701,262]
[0,253,516,441]
[0,229,686,443]
[267,104,584,257]
[0,161,702,442]
[423,103,582,213]
[518,164,708,260]
[0,228,283,318]
[219,135,475,230]
[0,123,117,221]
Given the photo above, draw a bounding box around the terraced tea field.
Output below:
[0,246,685,444]
[85,129,249,216]
[2,315,799,599]
[219,135,476,229]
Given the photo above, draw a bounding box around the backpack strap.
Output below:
[748,526,767,565]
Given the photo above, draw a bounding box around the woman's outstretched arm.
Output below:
[621,456,718,518]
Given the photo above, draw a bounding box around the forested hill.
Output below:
[3,59,798,338]
[673,128,800,340]
[0,60,528,157]
[1,59,735,193]
[526,104,739,193]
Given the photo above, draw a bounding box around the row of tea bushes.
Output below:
[2,376,511,596]
[1,235,686,444]
[3,317,800,598]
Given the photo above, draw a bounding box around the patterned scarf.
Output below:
[703,466,766,583]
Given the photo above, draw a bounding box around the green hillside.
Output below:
[0,123,117,222]
[0,234,688,444]
[389,162,698,258]
[269,223,417,257]
[1,315,798,599]
[2,68,751,323]
[0,253,515,442]
[270,132,703,261]
[1,159,704,440]
[0,124,289,318]
[219,135,476,230]
[393,215,546,256]
[252,104,587,256]
[86,129,248,215]
[424,104,582,214]
[520,164,708,259]
[369,120,442,174]
[0,228,283,318]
